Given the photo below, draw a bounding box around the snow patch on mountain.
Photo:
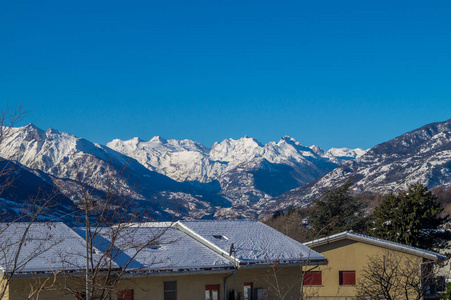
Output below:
[0,124,366,220]
[267,118,451,214]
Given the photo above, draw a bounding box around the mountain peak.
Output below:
[21,123,46,141]
[150,136,168,143]
[24,123,42,131]
[239,136,263,146]
[281,135,295,140]
[46,127,62,135]
[310,145,324,156]
[131,137,144,143]
[280,135,303,145]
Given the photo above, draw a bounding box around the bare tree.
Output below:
[0,104,68,299]
[264,207,311,243]
[0,104,174,299]
[263,259,301,300]
[256,239,331,300]
[0,103,30,196]
[264,213,355,300]
[0,191,66,299]
[57,169,174,300]
[356,251,443,300]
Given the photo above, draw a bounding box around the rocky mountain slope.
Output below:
[0,159,76,223]
[0,124,231,219]
[2,119,451,220]
[107,135,362,206]
[0,124,363,220]
[266,118,451,213]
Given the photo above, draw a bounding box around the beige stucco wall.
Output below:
[0,277,9,300]
[115,267,303,300]
[4,265,304,300]
[306,238,424,299]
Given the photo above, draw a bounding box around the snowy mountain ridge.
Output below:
[266,118,451,214]
[0,123,364,219]
[107,134,364,185]
[2,119,451,220]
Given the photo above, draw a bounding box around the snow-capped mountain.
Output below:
[107,135,345,206]
[267,118,451,213]
[324,147,367,163]
[0,124,231,219]
[3,119,451,220]
[0,124,361,220]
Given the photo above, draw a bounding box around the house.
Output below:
[0,220,327,300]
[304,231,447,299]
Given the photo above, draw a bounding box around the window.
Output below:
[205,284,219,300]
[339,271,356,285]
[303,271,322,286]
[117,289,134,300]
[164,281,177,300]
[243,282,253,300]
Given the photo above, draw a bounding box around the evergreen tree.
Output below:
[308,178,370,238]
[372,183,449,250]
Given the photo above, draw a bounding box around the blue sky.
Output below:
[1,1,450,150]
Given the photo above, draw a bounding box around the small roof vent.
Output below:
[212,235,228,240]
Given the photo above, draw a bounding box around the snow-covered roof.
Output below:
[304,231,447,261]
[0,222,105,274]
[0,220,326,276]
[74,225,234,273]
[176,220,326,265]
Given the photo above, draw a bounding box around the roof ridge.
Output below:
[304,231,446,261]
[173,222,241,267]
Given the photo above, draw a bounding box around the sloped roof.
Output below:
[304,231,447,261]
[0,222,108,274]
[74,225,234,272]
[0,220,326,275]
[176,220,326,265]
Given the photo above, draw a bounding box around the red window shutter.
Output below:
[206,284,220,291]
[303,271,322,286]
[339,271,356,285]
[117,289,134,300]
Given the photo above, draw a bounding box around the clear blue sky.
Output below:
[1,1,450,150]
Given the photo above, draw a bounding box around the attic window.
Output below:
[212,235,228,240]
[149,245,161,250]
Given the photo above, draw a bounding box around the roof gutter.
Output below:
[237,259,328,269]
[121,268,234,278]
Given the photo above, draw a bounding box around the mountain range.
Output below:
[266,118,451,213]
[0,118,450,220]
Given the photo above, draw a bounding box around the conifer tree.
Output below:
[372,183,449,250]
[308,178,370,237]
